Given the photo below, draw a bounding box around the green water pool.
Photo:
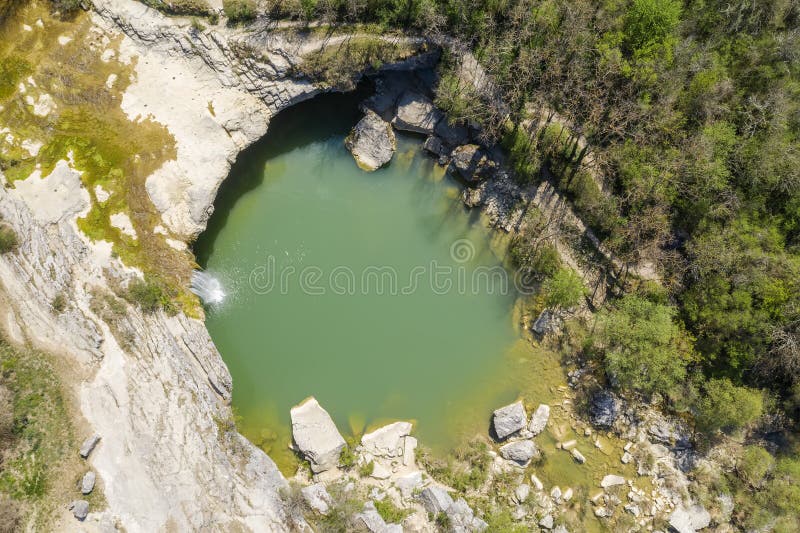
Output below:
[194,94,641,511]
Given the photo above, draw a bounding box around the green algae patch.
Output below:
[0,3,199,314]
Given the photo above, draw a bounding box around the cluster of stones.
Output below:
[345,85,496,185]
[289,397,487,532]
[69,434,100,521]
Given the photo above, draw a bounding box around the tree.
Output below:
[595,295,694,397]
[694,378,764,434]
[623,0,682,55]
[543,268,587,310]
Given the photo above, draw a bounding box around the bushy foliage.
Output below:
[223,0,256,24]
[694,378,763,434]
[595,295,693,397]
[543,268,586,310]
[141,0,210,15]
[125,277,173,314]
[0,224,18,253]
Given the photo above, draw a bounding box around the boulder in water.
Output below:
[449,144,498,184]
[290,397,346,473]
[528,404,550,435]
[492,401,527,439]
[345,110,396,171]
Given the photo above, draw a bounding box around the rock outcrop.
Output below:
[290,397,346,473]
[345,110,396,171]
[449,144,498,184]
[589,390,620,428]
[668,504,711,533]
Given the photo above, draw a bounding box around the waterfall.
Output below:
[190,270,225,306]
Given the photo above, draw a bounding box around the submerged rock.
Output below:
[345,110,396,171]
[600,474,626,488]
[290,397,346,473]
[529,404,550,435]
[669,504,711,533]
[499,440,540,466]
[589,390,619,428]
[391,91,443,134]
[492,401,527,439]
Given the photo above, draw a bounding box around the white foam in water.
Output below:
[191,271,225,305]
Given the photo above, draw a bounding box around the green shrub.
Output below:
[51,293,66,314]
[543,268,587,309]
[738,446,775,488]
[223,0,256,24]
[595,295,694,397]
[141,0,210,15]
[358,460,375,477]
[374,498,410,523]
[0,224,18,253]
[125,277,167,313]
[50,0,82,14]
[208,11,218,24]
[339,445,356,469]
[509,238,561,280]
[695,378,763,434]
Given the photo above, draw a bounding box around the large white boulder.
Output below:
[528,404,550,435]
[345,110,396,171]
[392,91,443,134]
[290,397,346,473]
[499,440,540,466]
[669,504,711,533]
[361,421,412,458]
[492,401,527,439]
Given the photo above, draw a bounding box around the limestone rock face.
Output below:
[392,91,443,134]
[669,504,711,533]
[492,401,527,440]
[290,397,346,473]
[419,486,454,515]
[345,110,396,171]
